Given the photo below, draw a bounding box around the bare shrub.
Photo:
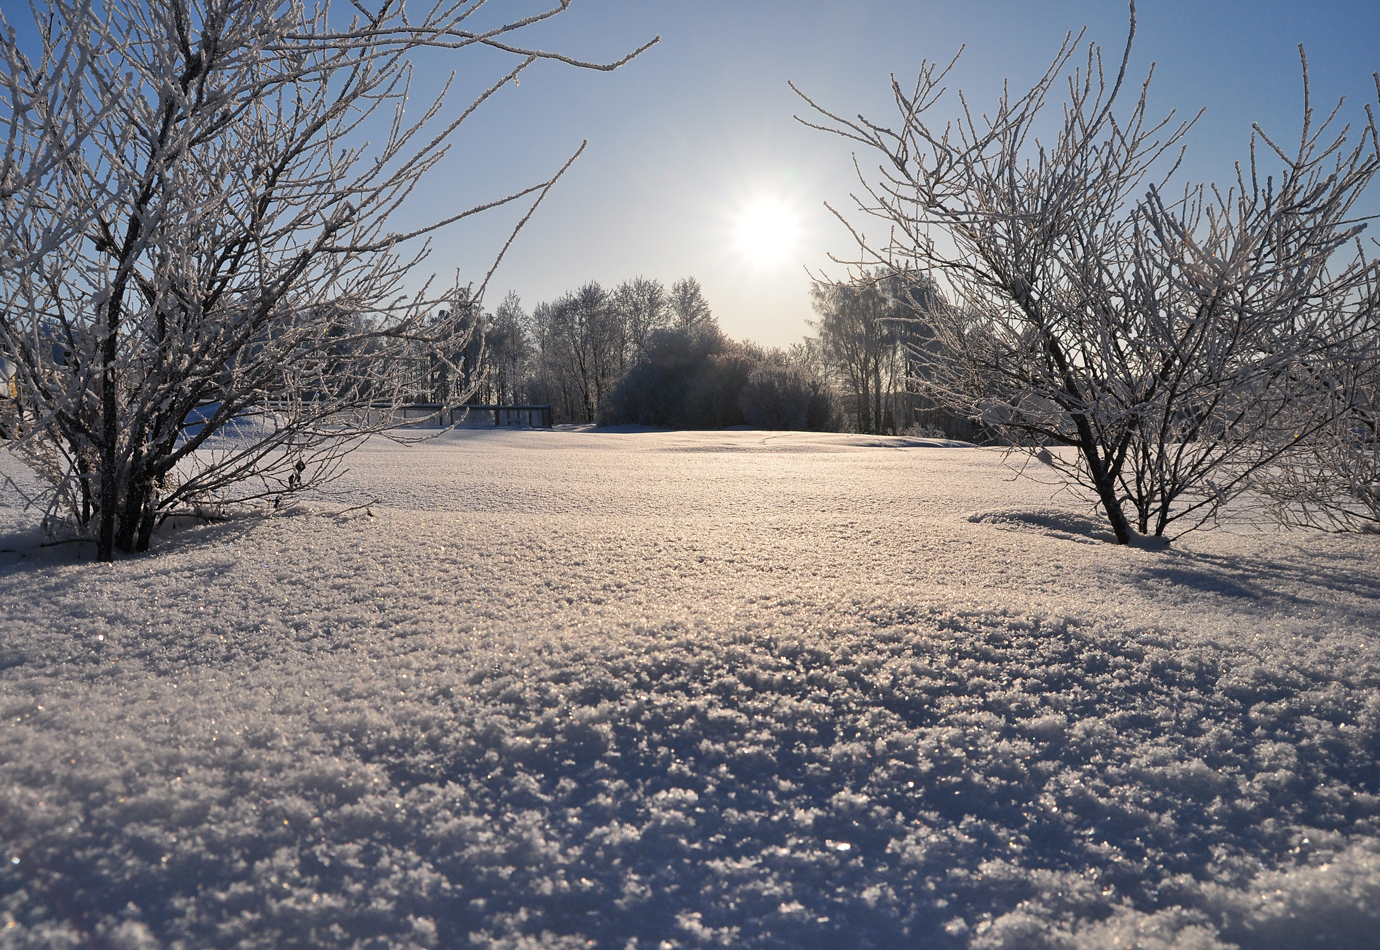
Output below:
[795,3,1380,543]
[0,0,653,559]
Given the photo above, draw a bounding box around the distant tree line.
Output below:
[808,268,975,439]
[420,270,984,438]
[423,276,842,431]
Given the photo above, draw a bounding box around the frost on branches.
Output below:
[0,3,111,277]
[0,0,654,561]
[795,1,1380,545]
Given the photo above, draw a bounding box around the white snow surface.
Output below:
[2,427,1379,949]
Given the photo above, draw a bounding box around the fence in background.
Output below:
[369,403,553,428]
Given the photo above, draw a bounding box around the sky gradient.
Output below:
[408,0,1380,348]
[11,1,1374,347]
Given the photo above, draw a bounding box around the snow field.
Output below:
[2,428,1379,949]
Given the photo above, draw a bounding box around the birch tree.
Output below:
[537,282,622,423]
[795,2,1380,544]
[482,291,531,405]
[810,271,910,434]
[0,0,654,560]
[669,276,714,333]
[612,275,670,360]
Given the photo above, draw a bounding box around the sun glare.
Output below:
[734,197,798,267]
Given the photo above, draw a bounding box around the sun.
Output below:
[733,196,799,266]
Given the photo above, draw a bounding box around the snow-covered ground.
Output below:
[2,427,1379,949]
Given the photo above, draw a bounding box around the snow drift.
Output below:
[2,428,1377,948]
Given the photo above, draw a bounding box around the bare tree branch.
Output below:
[0,0,654,560]
[794,0,1380,545]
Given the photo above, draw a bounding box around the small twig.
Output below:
[331,499,379,517]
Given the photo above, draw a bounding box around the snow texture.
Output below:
[2,427,1379,949]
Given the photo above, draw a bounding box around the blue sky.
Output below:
[14,1,1379,347]
[418,0,1380,347]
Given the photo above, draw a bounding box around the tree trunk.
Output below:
[115,475,147,553]
[1077,436,1132,544]
[1153,500,1171,539]
[77,456,93,526]
[873,360,884,435]
[1092,468,1133,545]
[97,330,121,561]
[136,491,157,552]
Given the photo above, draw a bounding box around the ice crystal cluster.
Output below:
[2,429,1378,948]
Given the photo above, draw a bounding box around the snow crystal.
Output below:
[2,428,1379,948]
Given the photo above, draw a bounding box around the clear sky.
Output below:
[12,1,1374,347]
[405,0,1380,349]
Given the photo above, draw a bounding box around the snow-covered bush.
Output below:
[738,357,839,431]
[0,0,653,560]
[795,4,1380,544]
[602,322,756,429]
[1259,334,1380,532]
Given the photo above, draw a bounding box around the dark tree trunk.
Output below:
[1091,468,1133,545]
[97,329,121,562]
[137,493,157,552]
[1073,419,1132,545]
[873,361,884,436]
[115,474,147,553]
[77,456,93,526]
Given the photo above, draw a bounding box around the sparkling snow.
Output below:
[2,427,1379,949]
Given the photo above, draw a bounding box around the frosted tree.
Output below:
[669,277,714,333]
[481,292,531,405]
[1263,331,1380,532]
[794,2,1380,544]
[612,276,671,359]
[0,0,654,560]
[809,271,911,434]
[546,281,624,422]
[0,2,116,276]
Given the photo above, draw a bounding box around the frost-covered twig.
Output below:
[794,2,1380,544]
[0,0,655,560]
